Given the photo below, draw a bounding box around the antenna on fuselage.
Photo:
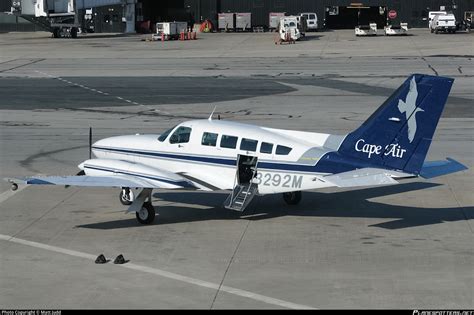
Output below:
[208,106,217,121]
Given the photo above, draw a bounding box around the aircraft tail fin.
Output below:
[337,74,454,175]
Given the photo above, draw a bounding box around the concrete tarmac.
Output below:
[0,29,472,309]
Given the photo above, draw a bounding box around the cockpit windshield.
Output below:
[158,125,177,142]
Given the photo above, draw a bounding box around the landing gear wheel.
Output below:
[136,202,155,224]
[283,191,302,205]
[71,27,78,38]
[119,188,134,206]
[53,28,60,38]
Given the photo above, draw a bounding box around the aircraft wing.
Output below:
[323,168,406,188]
[7,174,197,190]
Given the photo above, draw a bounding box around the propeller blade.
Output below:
[89,127,92,159]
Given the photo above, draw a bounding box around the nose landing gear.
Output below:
[119,187,134,205]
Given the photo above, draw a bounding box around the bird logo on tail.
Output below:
[398,77,423,143]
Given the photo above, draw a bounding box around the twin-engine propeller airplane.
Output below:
[7,74,468,224]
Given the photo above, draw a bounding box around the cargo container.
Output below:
[269,12,285,30]
[235,12,251,31]
[218,12,234,31]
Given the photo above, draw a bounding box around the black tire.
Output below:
[119,189,133,206]
[136,202,155,224]
[283,191,302,205]
[53,28,60,38]
[71,27,78,38]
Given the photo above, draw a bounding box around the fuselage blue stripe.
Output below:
[91,145,367,174]
[92,146,321,171]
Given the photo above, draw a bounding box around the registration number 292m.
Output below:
[254,173,303,189]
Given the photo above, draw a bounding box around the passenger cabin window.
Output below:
[220,135,238,149]
[202,132,218,146]
[260,142,273,154]
[240,138,258,152]
[169,126,192,144]
[276,145,292,155]
[309,14,316,20]
[158,125,176,142]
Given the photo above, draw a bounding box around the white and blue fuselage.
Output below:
[90,119,346,194]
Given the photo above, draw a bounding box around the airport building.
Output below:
[0,0,472,33]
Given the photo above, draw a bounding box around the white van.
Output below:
[431,14,457,33]
[428,11,447,29]
[300,12,318,31]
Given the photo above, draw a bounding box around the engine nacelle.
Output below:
[78,159,195,189]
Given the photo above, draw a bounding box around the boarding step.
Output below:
[224,183,258,212]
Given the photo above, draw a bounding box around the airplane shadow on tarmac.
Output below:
[77,182,473,230]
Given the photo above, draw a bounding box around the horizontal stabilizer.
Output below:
[420,158,468,179]
[324,168,400,188]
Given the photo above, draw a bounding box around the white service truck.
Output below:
[430,14,457,33]
[9,0,80,38]
[279,16,301,41]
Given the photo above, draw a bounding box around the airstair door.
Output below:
[224,155,258,212]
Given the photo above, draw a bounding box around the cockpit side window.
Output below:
[169,126,192,144]
[158,125,177,142]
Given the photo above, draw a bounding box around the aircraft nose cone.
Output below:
[91,137,114,159]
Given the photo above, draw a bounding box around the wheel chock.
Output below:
[114,254,128,264]
[95,254,107,264]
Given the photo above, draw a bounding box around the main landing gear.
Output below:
[120,187,156,225]
[136,202,155,225]
[282,191,302,205]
